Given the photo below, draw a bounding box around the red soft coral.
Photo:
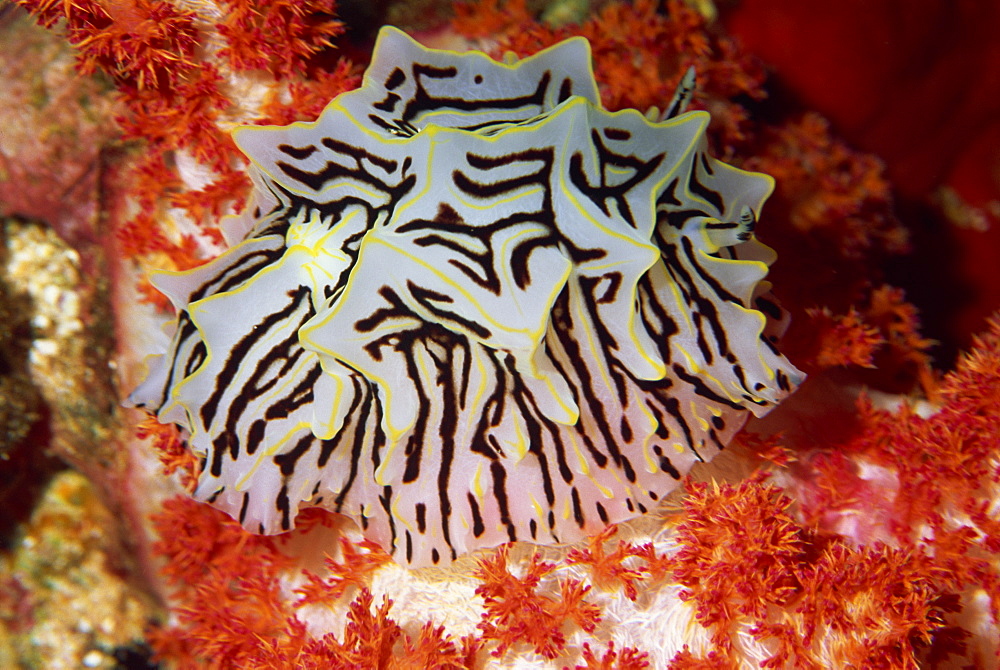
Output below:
[215,0,345,78]
[474,546,602,660]
[805,306,886,370]
[294,537,392,606]
[571,641,651,670]
[745,113,907,261]
[18,0,200,93]
[148,498,478,668]
[134,417,198,490]
[565,525,649,602]
[452,0,765,153]
[662,476,969,667]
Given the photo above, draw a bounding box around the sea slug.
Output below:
[130,26,802,567]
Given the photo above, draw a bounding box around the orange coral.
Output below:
[17,0,200,93]
[150,497,291,590]
[215,0,344,78]
[307,590,402,669]
[805,306,886,369]
[398,620,482,670]
[147,497,297,668]
[738,114,912,371]
[665,477,803,640]
[572,641,651,670]
[168,169,253,231]
[148,497,479,668]
[668,646,738,670]
[134,416,198,490]
[863,285,938,396]
[941,313,1000,423]
[745,113,907,260]
[257,59,363,126]
[294,537,392,606]
[736,432,799,469]
[758,542,962,669]
[451,0,765,153]
[660,476,970,668]
[798,316,1000,627]
[293,589,480,670]
[474,546,602,660]
[117,66,239,171]
[452,0,532,40]
[784,285,935,397]
[565,525,648,602]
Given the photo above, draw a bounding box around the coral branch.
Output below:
[474,546,602,659]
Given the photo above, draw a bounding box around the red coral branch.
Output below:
[16,0,200,93]
[134,416,199,490]
[293,537,392,606]
[400,621,483,670]
[294,589,479,669]
[149,498,478,668]
[745,113,907,260]
[257,59,362,125]
[797,315,1000,629]
[660,476,969,667]
[864,285,938,397]
[668,645,738,670]
[805,306,886,369]
[570,641,651,670]
[452,0,765,151]
[452,0,532,39]
[565,525,648,601]
[474,545,602,660]
[215,0,344,77]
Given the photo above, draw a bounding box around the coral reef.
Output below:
[2,0,998,668]
[0,219,49,546]
[0,471,157,669]
[0,223,42,460]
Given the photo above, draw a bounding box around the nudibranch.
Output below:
[130,26,803,567]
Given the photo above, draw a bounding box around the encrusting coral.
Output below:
[9,0,1000,668]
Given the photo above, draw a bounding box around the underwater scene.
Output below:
[1,0,998,667]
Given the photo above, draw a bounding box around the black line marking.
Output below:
[571,487,584,527]
[467,493,485,538]
[277,484,291,530]
[491,461,516,542]
[385,68,406,90]
[415,502,427,533]
[278,144,317,160]
[273,433,315,476]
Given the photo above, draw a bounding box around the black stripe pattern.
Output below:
[128,27,803,567]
